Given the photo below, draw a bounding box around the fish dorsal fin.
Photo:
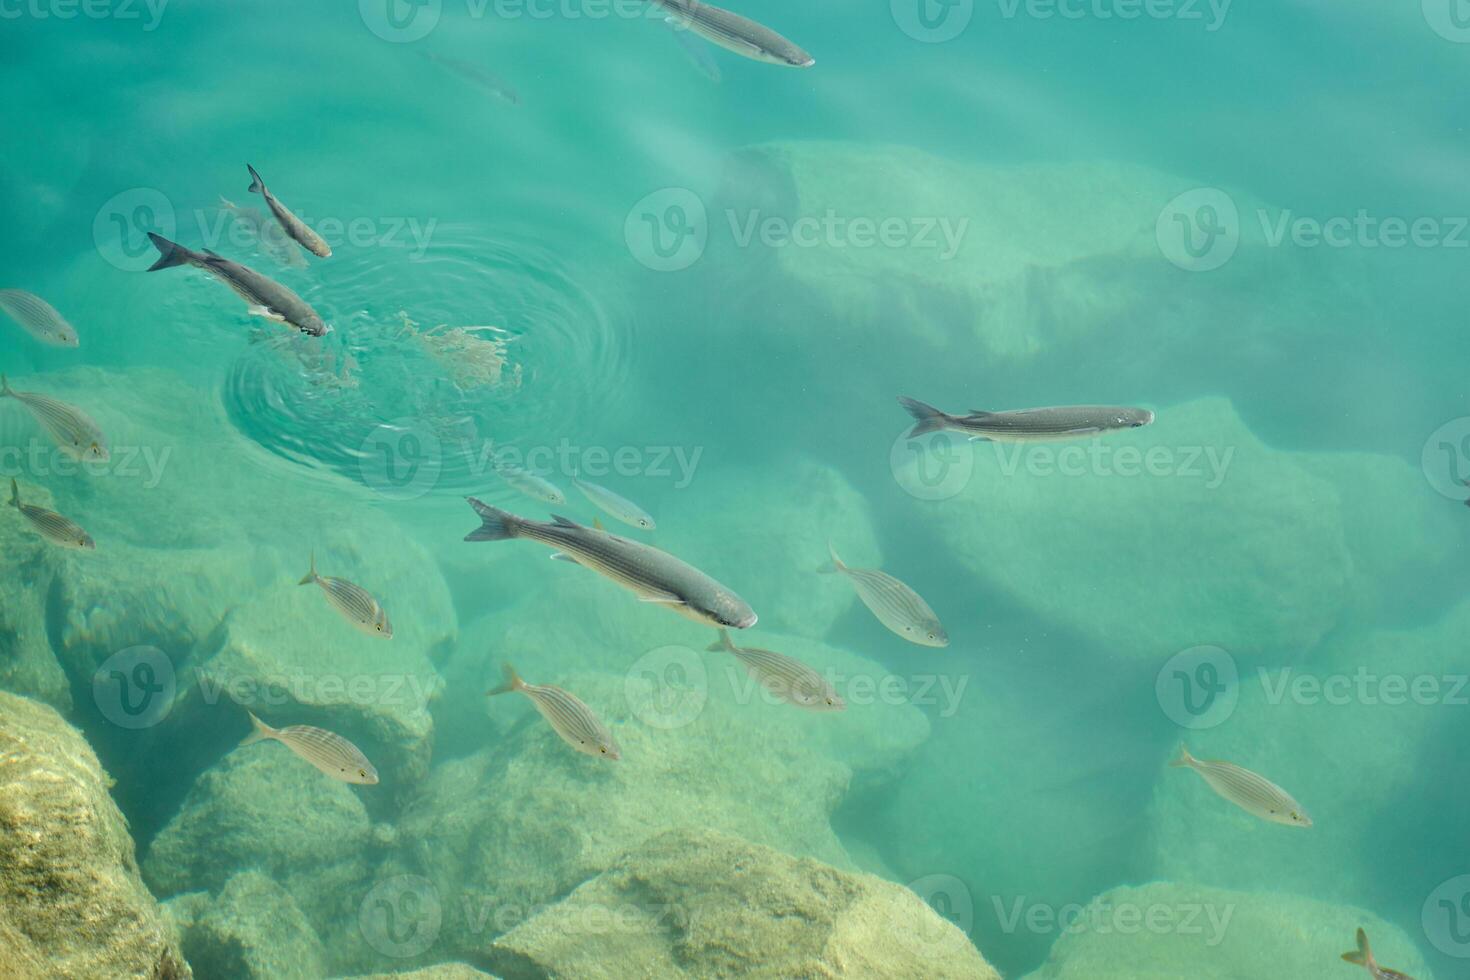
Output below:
[550,514,581,529]
[967,409,994,417]
[204,248,223,258]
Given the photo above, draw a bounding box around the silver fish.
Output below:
[9,479,94,550]
[219,196,309,269]
[247,164,332,258]
[463,499,756,629]
[654,0,813,68]
[422,52,520,105]
[572,474,655,531]
[299,552,392,638]
[1342,929,1415,980]
[495,462,566,505]
[898,396,1154,443]
[145,232,329,337]
[821,542,947,648]
[1171,745,1312,828]
[708,628,843,711]
[0,289,79,347]
[242,712,378,784]
[0,374,109,461]
[487,664,619,760]
[667,17,722,82]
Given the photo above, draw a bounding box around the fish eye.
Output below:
[599,746,607,754]
[359,769,368,779]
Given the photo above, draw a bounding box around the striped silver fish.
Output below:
[146,233,329,337]
[9,479,94,550]
[821,542,947,648]
[242,712,378,784]
[1342,928,1415,980]
[572,474,656,531]
[899,396,1154,443]
[655,0,813,68]
[495,462,566,505]
[299,552,392,638]
[219,196,309,269]
[247,164,332,258]
[1171,745,1311,827]
[0,289,79,347]
[464,499,756,629]
[0,374,109,462]
[487,664,619,760]
[709,628,843,712]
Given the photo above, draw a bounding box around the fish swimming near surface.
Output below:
[145,232,330,337]
[898,396,1154,442]
[1170,745,1312,828]
[572,473,656,531]
[463,498,756,628]
[299,552,393,638]
[487,664,620,760]
[422,51,520,104]
[667,18,722,82]
[0,374,109,461]
[708,628,844,711]
[820,542,947,647]
[9,479,94,550]
[247,164,332,258]
[219,196,309,269]
[654,0,814,67]
[495,462,566,505]
[1341,928,1415,979]
[241,711,379,784]
[0,289,79,347]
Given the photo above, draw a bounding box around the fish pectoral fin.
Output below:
[246,305,287,322]
[548,552,580,564]
[637,590,686,605]
[966,435,992,443]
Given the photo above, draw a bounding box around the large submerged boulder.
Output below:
[176,870,328,980]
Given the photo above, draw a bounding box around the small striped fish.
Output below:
[0,375,109,461]
[9,479,94,550]
[219,197,309,269]
[247,165,332,258]
[495,462,566,505]
[0,289,79,347]
[1342,928,1415,980]
[572,474,656,531]
[654,0,813,68]
[299,552,393,638]
[709,628,843,712]
[242,712,378,784]
[1171,745,1312,827]
[821,542,948,648]
[488,664,620,760]
[899,396,1154,443]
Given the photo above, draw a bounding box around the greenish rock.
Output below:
[486,828,1001,979]
[335,967,499,980]
[179,870,327,980]
[0,481,70,711]
[1019,882,1433,980]
[0,690,191,978]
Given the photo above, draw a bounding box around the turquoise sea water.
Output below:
[3,1,1470,978]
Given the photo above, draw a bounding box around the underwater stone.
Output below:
[0,482,70,712]
[0,689,191,978]
[485,828,1001,979]
[178,870,327,980]
[334,967,500,980]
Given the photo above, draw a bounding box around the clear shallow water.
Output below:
[3,2,1470,979]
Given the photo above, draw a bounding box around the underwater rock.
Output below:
[334,967,499,980]
[485,828,1001,979]
[178,870,327,980]
[0,690,191,978]
[0,481,71,712]
[1019,881,1433,979]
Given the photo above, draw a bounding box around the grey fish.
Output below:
[219,196,309,269]
[9,479,94,550]
[0,289,79,347]
[299,552,392,638]
[572,473,655,531]
[422,52,520,105]
[242,711,378,784]
[1171,745,1312,828]
[463,499,756,629]
[708,628,843,711]
[654,0,813,68]
[146,232,330,337]
[487,664,619,760]
[899,396,1154,443]
[0,374,109,461]
[247,164,332,258]
[1342,929,1415,980]
[821,542,947,648]
[495,462,566,505]
[667,18,722,82]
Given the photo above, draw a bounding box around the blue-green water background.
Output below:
[4,1,1470,977]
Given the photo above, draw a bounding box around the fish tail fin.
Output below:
[1341,928,1371,967]
[464,497,519,542]
[1169,743,1195,768]
[145,232,191,271]
[298,550,317,586]
[8,478,18,509]
[247,164,265,195]
[818,540,845,575]
[486,663,524,697]
[897,396,952,438]
[240,711,274,746]
[707,627,737,653]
